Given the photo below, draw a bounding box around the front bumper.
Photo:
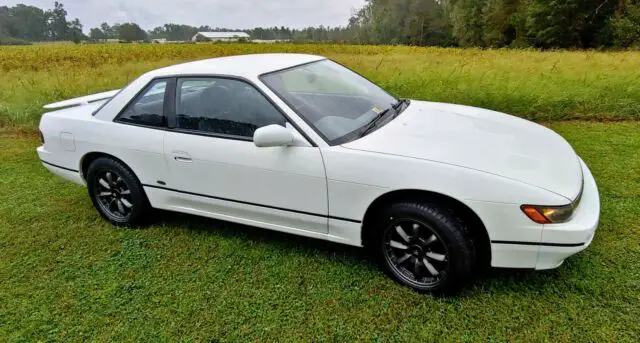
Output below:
[484,158,600,269]
[534,158,600,269]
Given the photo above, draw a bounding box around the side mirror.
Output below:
[253,124,294,147]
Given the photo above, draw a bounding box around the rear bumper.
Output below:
[488,158,600,269]
[37,146,85,185]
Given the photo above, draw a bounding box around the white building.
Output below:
[192,32,251,42]
[252,39,292,44]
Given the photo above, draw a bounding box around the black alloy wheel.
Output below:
[86,157,150,226]
[94,170,134,220]
[383,218,450,288]
[372,202,476,293]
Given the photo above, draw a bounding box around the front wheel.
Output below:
[86,157,150,226]
[372,202,476,293]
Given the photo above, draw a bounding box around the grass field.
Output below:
[1,44,640,130]
[1,44,639,341]
[1,123,638,341]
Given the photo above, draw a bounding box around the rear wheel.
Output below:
[372,202,476,293]
[86,157,149,226]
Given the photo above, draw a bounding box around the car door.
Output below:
[160,76,328,234]
[103,78,169,191]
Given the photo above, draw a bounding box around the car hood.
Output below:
[342,101,583,201]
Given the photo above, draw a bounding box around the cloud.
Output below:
[5,0,365,31]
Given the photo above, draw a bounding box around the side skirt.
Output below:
[143,186,363,247]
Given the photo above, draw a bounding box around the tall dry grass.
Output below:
[1,43,639,129]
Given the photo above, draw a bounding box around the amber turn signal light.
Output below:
[520,205,552,224]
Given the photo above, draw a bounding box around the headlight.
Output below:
[521,204,574,224]
[521,183,583,224]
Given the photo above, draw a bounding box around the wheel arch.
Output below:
[80,152,136,182]
[81,151,151,225]
[361,189,491,268]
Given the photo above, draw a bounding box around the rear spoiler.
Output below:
[43,89,121,110]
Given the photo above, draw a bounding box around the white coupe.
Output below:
[38,54,600,292]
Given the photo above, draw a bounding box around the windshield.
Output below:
[260,60,398,144]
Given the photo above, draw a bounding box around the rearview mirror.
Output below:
[253,124,294,147]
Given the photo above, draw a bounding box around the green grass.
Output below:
[1,44,640,130]
[1,43,639,340]
[1,122,638,341]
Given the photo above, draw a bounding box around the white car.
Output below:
[38,54,599,292]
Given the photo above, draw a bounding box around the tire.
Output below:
[86,157,150,226]
[371,201,476,294]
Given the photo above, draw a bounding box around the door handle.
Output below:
[172,151,192,163]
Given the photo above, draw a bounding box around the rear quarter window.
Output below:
[116,80,167,127]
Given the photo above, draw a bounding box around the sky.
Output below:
[5,0,367,31]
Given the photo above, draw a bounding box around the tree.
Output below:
[526,0,616,48]
[147,24,201,41]
[612,1,640,47]
[348,2,375,43]
[162,24,199,41]
[0,6,8,37]
[100,22,116,38]
[7,4,48,41]
[403,0,454,46]
[346,0,453,46]
[148,26,165,39]
[117,22,148,42]
[111,23,121,38]
[1,0,638,48]
[89,27,105,41]
[448,0,487,47]
[0,4,47,41]
[46,1,69,41]
[481,0,523,47]
[0,2,88,43]
[67,18,84,43]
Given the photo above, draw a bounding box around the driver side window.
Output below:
[175,77,286,139]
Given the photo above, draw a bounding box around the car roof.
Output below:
[148,53,326,79]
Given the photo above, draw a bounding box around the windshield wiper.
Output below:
[359,108,393,138]
[358,99,409,138]
[392,99,410,117]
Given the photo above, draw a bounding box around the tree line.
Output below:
[0,2,83,44]
[91,23,357,43]
[1,1,639,48]
[347,0,640,48]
